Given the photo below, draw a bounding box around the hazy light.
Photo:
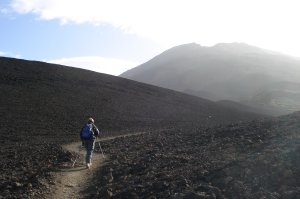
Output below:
[48,56,138,75]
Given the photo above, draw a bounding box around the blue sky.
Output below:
[1,0,300,75]
[0,0,163,74]
[0,12,161,61]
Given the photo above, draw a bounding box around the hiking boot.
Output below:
[86,163,91,169]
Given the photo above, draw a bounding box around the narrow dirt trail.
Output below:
[48,133,145,199]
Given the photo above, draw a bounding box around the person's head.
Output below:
[86,117,94,124]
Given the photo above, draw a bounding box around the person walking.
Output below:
[80,117,100,169]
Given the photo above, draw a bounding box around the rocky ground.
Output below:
[0,139,75,199]
[0,57,265,198]
[91,112,300,199]
[2,112,300,199]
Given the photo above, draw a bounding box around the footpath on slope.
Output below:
[47,133,145,199]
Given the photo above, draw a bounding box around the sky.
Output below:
[1,0,300,75]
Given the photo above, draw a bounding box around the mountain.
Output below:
[120,43,300,115]
[0,56,262,136]
[1,57,266,198]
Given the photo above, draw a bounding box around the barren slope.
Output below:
[0,57,263,198]
[92,112,300,199]
[0,56,262,139]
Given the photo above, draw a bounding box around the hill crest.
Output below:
[120,43,300,115]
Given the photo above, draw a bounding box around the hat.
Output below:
[87,117,94,123]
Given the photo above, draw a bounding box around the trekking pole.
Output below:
[97,139,105,158]
[72,145,81,168]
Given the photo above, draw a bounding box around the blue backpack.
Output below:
[81,124,93,139]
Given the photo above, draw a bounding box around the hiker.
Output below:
[80,117,100,169]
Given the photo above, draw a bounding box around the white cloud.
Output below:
[10,0,300,57]
[48,56,138,76]
[0,50,21,58]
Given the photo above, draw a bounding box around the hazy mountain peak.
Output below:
[163,43,202,54]
[121,43,300,115]
[212,42,267,54]
[163,42,275,57]
[214,42,256,48]
[174,42,201,48]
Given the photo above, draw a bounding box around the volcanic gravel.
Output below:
[0,139,76,199]
[92,113,300,199]
[0,57,264,198]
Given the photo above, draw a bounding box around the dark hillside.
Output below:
[0,57,262,142]
[0,57,263,198]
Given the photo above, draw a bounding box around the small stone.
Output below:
[6,185,12,189]
[224,176,233,185]
[14,182,23,187]
[107,189,113,198]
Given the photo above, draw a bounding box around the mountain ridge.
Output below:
[0,56,262,136]
[120,43,300,115]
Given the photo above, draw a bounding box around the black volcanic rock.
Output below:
[120,43,300,115]
[92,112,300,199]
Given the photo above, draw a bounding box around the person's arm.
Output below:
[92,124,100,137]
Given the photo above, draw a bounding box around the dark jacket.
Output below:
[80,123,100,140]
